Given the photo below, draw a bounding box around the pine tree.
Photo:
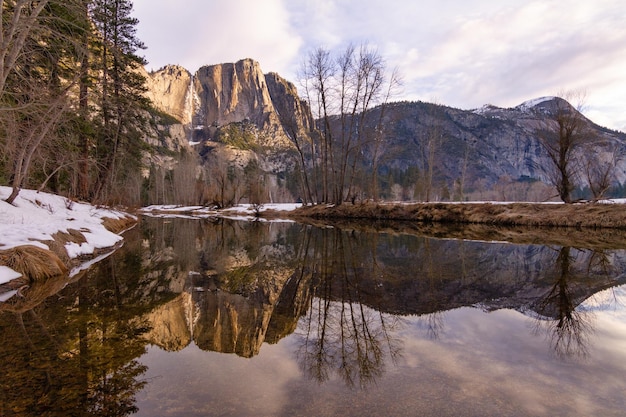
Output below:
[89,0,149,204]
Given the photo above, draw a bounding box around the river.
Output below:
[1,216,626,416]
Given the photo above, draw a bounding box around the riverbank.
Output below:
[287,201,626,229]
[0,187,136,289]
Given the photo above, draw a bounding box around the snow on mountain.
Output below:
[516,96,556,111]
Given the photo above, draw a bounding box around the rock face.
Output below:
[359,97,626,198]
[195,60,273,129]
[144,59,310,150]
[265,71,314,136]
[143,59,626,200]
[144,64,193,125]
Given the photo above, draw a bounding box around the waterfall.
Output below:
[185,73,194,142]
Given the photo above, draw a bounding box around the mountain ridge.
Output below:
[142,58,626,202]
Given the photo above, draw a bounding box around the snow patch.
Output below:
[0,266,22,285]
[139,203,302,222]
[472,104,500,115]
[0,186,133,285]
[516,96,555,111]
[0,290,18,302]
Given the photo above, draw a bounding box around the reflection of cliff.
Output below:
[296,228,626,318]
[142,266,303,357]
[139,218,626,358]
[143,292,193,351]
[140,218,305,357]
[192,265,296,357]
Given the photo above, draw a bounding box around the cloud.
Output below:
[133,0,626,131]
[387,0,626,125]
[134,0,302,74]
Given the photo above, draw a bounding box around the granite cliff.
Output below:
[347,97,626,200]
[144,59,311,150]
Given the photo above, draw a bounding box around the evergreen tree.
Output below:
[89,0,149,204]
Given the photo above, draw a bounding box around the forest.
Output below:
[1,0,156,206]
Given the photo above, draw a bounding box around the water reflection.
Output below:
[2,217,626,415]
[531,246,604,357]
[0,235,166,416]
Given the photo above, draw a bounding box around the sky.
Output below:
[132,0,626,132]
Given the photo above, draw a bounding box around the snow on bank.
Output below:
[140,203,302,221]
[0,186,135,285]
[0,266,22,285]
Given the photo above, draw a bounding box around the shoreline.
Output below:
[0,186,138,290]
[285,201,626,229]
[0,215,137,287]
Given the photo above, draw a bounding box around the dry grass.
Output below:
[0,215,135,285]
[291,202,626,229]
[0,245,67,281]
[102,215,137,234]
[0,270,75,313]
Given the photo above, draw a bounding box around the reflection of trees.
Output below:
[294,228,404,389]
[0,225,176,416]
[126,218,626,368]
[533,247,595,357]
[417,310,446,340]
[0,286,149,416]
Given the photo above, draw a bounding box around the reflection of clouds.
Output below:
[137,342,301,416]
[136,305,626,416]
[398,308,626,416]
[581,284,626,312]
[581,285,626,358]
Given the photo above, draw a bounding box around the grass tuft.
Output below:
[0,245,67,281]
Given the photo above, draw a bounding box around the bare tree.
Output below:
[455,143,470,201]
[204,152,244,208]
[421,106,445,202]
[171,150,200,205]
[279,105,315,204]
[1,0,88,204]
[301,47,335,203]
[300,44,396,205]
[536,92,594,203]
[368,67,401,202]
[581,144,622,201]
[0,0,50,98]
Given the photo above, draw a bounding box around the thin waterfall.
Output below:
[184,72,195,142]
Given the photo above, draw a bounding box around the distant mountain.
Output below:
[142,59,626,201]
[369,98,626,197]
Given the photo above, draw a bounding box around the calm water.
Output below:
[2,217,626,416]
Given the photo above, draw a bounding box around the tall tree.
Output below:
[89,0,148,204]
[421,105,445,202]
[301,47,334,203]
